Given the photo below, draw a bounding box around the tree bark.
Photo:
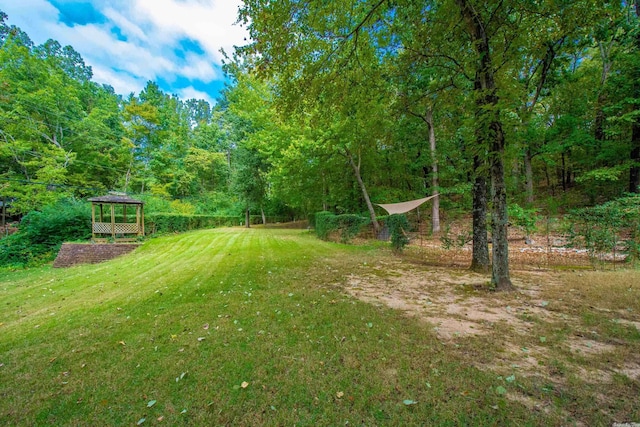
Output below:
[489,119,512,290]
[245,207,251,228]
[345,148,380,235]
[456,0,514,290]
[425,109,441,234]
[471,155,489,272]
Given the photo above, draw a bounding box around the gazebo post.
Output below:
[91,203,96,240]
[141,205,145,236]
[136,204,141,236]
[110,203,115,239]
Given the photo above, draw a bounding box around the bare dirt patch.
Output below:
[339,248,639,384]
[328,226,640,423]
[343,263,558,341]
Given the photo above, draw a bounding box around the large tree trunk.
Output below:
[471,155,489,272]
[345,148,380,235]
[456,0,514,290]
[489,119,512,290]
[425,109,441,234]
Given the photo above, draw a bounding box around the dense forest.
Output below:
[1,2,640,280]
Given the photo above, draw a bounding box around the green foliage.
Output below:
[567,195,640,264]
[508,204,539,238]
[190,192,241,216]
[169,199,196,215]
[0,199,90,267]
[314,211,369,243]
[335,214,370,243]
[386,214,410,253]
[440,225,473,250]
[145,213,238,234]
[314,211,337,240]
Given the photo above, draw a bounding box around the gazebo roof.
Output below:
[88,195,144,205]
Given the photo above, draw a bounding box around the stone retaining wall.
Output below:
[53,243,140,268]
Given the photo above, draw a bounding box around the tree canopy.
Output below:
[2,4,639,281]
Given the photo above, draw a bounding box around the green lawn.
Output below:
[0,228,629,425]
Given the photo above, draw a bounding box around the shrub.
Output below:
[440,224,472,250]
[314,212,369,243]
[566,195,640,265]
[335,214,369,243]
[508,203,539,239]
[314,211,336,240]
[386,214,410,253]
[0,198,91,267]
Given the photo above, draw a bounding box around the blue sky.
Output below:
[0,0,249,105]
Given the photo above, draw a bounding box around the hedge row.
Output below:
[314,211,370,243]
[145,214,239,234]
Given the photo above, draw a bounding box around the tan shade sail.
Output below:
[376,194,439,215]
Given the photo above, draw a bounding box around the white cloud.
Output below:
[0,0,249,101]
[180,53,220,81]
[102,8,149,43]
[91,65,146,96]
[132,0,248,62]
[177,86,216,106]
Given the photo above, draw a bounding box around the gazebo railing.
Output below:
[93,222,140,234]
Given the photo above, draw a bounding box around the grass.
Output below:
[0,228,638,425]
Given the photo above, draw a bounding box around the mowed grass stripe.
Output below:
[0,228,253,327]
[0,228,332,424]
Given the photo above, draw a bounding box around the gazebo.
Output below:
[88,194,144,242]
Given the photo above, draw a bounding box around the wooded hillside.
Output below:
[2,3,640,276]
